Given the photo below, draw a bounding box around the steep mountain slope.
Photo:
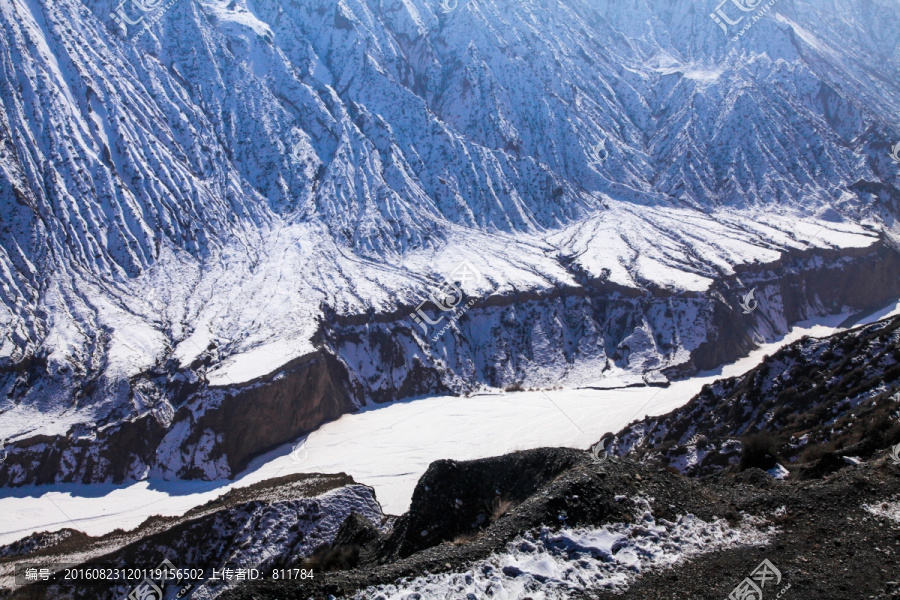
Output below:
[606,313,900,478]
[227,456,900,600]
[1,0,900,486]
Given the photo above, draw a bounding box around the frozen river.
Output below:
[1,304,897,546]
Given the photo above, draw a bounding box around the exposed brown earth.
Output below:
[3,241,900,488]
[179,351,358,477]
[0,349,357,486]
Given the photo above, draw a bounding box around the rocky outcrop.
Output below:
[219,447,900,600]
[691,240,900,370]
[3,0,900,495]
[0,351,357,486]
[3,240,899,488]
[382,449,586,560]
[3,473,385,600]
[606,311,900,478]
[0,413,167,486]
[323,239,900,400]
[167,351,358,478]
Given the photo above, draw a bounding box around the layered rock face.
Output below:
[324,241,900,400]
[1,0,900,486]
[0,350,357,484]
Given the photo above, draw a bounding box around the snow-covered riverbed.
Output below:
[1,304,898,546]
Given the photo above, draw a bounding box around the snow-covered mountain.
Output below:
[1,0,900,485]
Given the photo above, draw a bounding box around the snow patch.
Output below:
[864,500,900,523]
[353,499,772,599]
[767,463,790,479]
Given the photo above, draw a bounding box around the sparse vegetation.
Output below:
[491,498,514,521]
[739,432,778,471]
[450,532,477,546]
[301,544,360,572]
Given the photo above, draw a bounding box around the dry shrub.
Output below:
[492,498,514,521]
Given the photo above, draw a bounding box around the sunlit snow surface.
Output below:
[864,500,900,523]
[0,205,880,444]
[352,498,772,600]
[1,305,897,545]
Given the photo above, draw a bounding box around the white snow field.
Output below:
[0,304,897,546]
